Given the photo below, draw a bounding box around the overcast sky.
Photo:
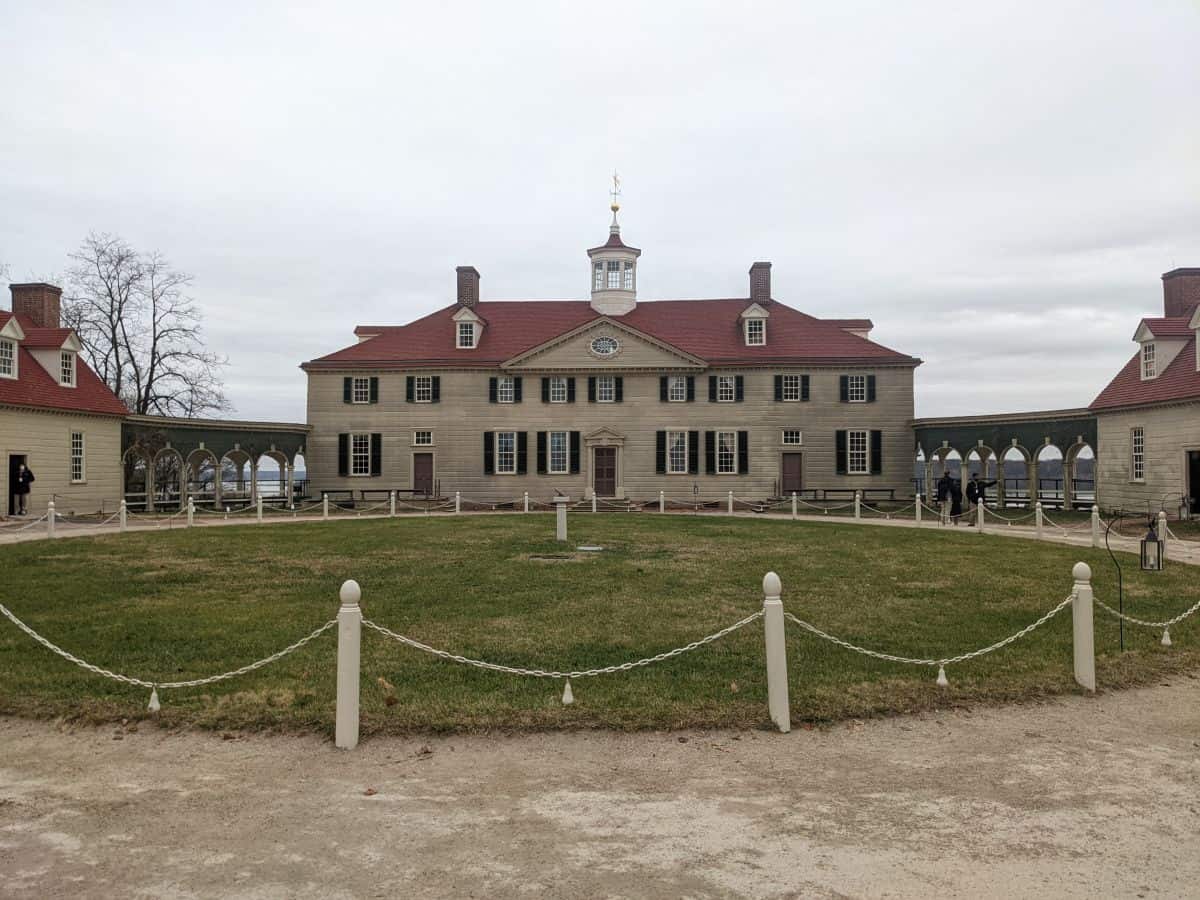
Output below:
[2,1,1198,421]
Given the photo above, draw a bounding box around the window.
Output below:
[548,431,568,474]
[590,335,619,357]
[668,376,687,402]
[623,262,634,290]
[717,375,736,402]
[351,434,372,476]
[496,376,515,403]
[1141,343,1156,379]
[781,374,802,401]
[70,431,85,482]
[717,431,737,474]
[549,377,568,403]
[0,338,14,378]
[847,375,867,402]
[593,262,604,291]
[414,375,433,403]
[847,430,869,474]
[667,431,688,474]
[457,322,475,349]
[60,351,75,387]
[1131,427,1145,481]
[607,260,621,288]
[496,431,517,474]
[351,376,371,404]
[782,430,803,446]
[414,431,433,446]
[745,319,765,346]
[596,375,615,402]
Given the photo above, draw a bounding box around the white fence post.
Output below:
[119,500,127,533]
[554,496,569,542]
[323,496,329,520]
[592,495,597,514]
[854,491,861,520]
[187,498,195,528]
[915,493,922,525]
[1091,505,1100,548]
[1035,502,1044,540]
[524,491,529,514]
[1071,562,1096,692]
[762,572,791,734]
[389,491,396,517]
[47,500,56,538]
[257,495,264,524]
[1158,510,1168,560]
[455,491,461,514]
[791,491,797,521]
[728,491,734,515]
[976,499,984,532]
[659,490,665,513]
[335,579,362,750]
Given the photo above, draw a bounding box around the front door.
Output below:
[593,447,617,497]
[413,453,434,496]
[781,453,802,494]
[8,454,26,516]
[1189,451,1200,517]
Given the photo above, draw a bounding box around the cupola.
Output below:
[587,175,641,316]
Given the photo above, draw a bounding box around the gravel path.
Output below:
[3,679,1199,899]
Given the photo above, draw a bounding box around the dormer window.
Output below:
[457,321,476,349]
[60,351,75,387]
[745,318,765,346]
[0,338,15,379]
[1141,342,1156,379]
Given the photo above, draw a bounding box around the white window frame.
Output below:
[716,375,736,403]
[497,376,515,404]
[847,429,869,474]
[70,431,86,483]
[549,377,568,403]
[623,261,635,290]
[596,375,615,403]
[60,351,75,387]
[668,376,687,402]
[1141,342,1156,379]
[847,375,867,403]
[667,430,688,475]
[593,262,604,291]
[413,375,433,403]
[781,374,801,402]
[1131,426,1145,482]
[782,430,803,446]
[351,376,370,404]
[606,260,621,289]
[0,338,15,379]
[350,433,372,477]
[745,318,765,346]
[495,431,517,474]
[716,430,738,475]
[413,430,433,446]
[548,430,569,475]
[457,322,476,349]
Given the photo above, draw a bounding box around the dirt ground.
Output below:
[2,680,1199,900]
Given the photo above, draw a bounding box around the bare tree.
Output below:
[64,233,229,417]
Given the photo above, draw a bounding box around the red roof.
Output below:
[0,313,129,417]
[1138,317,1195,339]
[1091,333,1200,411]
[825,318,874,331]
[305,299,919,370]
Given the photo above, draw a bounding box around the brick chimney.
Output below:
[10,282,62,328]
[1163,268,1200,318]
[456,266,480,308]
[749,262,772,305]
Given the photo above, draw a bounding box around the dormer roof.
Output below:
[1133,317,1194,342]
[739,302,771,319]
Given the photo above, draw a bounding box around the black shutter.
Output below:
[343,377,352,404]
[687,431,699,474]
[483,432,494,474]
[839,376,849,403]
[867,375,877,402]
[567,378,576,403]
[836,430,848,474]
[430,376,440,403]
[513,376,523,403]
[541,378,550,403]
[735,376,744,402]
[655,431,667,474]
[569,432,581,473]
[705,431,716,474]
[737,431,749,474]
[370,433,382,476]
[774,375,783,401]
[686,376,695,402]
[660,376,669,402]
[488,377,498,403]
[369,377,379,404]
[708,376,717,402]
[802,375,810,401]
[614,377,623,403]
[337,433,349,476]
[516,431,528,474]
[536,432,547,474]
[587,376,596,403]
[870,430,883,474]
[406,376,414,403]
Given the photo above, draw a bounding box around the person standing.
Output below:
[968,473,997,511]
[949,477,964,525]
[936,471,953,525]
[13,463,35,516]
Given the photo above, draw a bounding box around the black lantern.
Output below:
[1141,522,1165,571]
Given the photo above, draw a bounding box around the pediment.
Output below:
[504,317,705,371]
[0,318,25,341]
[582,427,625,445]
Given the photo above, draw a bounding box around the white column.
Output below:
[1091,505,1100,548]
[554,496,569,542]
[120,500,127,533]
[335,580,362,750]
[791,492,797,521]
[1158,510,1169,560]
[915,493,922,525]
[389,490,396,517]
[257,495,264,524]
[854,491,861,520]
[762,572,791,734]
[1071,562,1096,692]
[323,495,329,520]
[47,500,56,538]
[592,495,597,514]
[659,490,665,514]
[1036,502,1044,540]
[728,490,734,515]
[524,492,529,513]
[187,498,195,528]
[455,491,461,514]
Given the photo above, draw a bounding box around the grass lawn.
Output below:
[1,513,1198,735]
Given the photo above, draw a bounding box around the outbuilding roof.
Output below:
[1090,332,1200,412]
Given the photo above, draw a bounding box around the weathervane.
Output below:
[609,171,621,212]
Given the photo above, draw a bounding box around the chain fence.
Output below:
[1093,594,1200,646]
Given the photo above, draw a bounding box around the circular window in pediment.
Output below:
[590,335,620,357]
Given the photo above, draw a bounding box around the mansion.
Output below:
[302,208,920,502]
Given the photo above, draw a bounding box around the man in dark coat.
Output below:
[967,473,997,510]
[13,463,34,516]
[936,472,954,525]
[949,478,964,525]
